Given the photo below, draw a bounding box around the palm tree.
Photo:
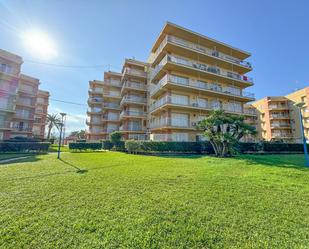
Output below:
[46,114,61,139]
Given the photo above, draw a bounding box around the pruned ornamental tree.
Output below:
[197,110,257,157]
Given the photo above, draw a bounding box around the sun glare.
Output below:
[22,30,58,59]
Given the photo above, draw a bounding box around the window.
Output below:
[170,75,189,85]
[197,98,208,108]
[1,64,13,74]
[171,113,189,127]
[171,94,189,105]
[172,133,189,141]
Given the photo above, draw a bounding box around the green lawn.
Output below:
[48,144,70,152]
[1,152,309,248]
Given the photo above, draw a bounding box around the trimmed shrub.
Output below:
[237,142,308,153]
[113,141,125,151]
[0,142,50,152]
[69,142,102,151]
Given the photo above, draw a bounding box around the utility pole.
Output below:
[57,113,66,159]
[295,102,309,167]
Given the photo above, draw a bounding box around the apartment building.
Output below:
[252,87,309,142]
[0,49,23,140]
[148,22,254,141]
[120,59,148,140]
[252,97,296,141]
[285,87,309,140]
[87,71,122,140]
[10,74,39,137]
[86,22,255,141]
[33,90,50,138]
[0,49,49,140]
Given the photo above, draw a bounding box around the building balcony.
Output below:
[87,108,103,115]
[120,95,147,106]
[86,119,102,126]
[13,114,35,120]
[150,55,253,87]
[11,125,33,133]
[152,35,252,74]
[102,115,120,122]
[119,125,146,132]
[102,102,121,111]
[0,103,15,113]
[271,133,293,139]
[120,110,147,119]
[268,105,289,110]
[150,96,244,115]
[150,118,197,130]
[270,123,291,129]
[16,100,36,108]
[102,92,121,99]
[88,88,104,95]
[122,67,147,79]
[121,81,147,95]
[0,87,18,96]
[269,114,290,119]
[150,74,255,101]
[103,79,122,88]
[0,121,13,130]
[87,97,103,105]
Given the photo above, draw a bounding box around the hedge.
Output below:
[0,142,50,152]
[69,142,102,151]
[102,140,113,150]
[102,140,125,151]
[125,141,309,154]
[125,141,214,154]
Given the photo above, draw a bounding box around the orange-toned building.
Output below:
[0,49,49,140]
[33,90,50,139]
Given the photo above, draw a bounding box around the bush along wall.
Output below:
[125,140,309,155]
[125,141,214,154]
[0,142,50,153]
[68,142,102,151]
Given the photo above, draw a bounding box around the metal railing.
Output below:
[151,54,253,84]
[120,110,147,117]
[150,95,243,114]
[120,95,147,105]
[124,68,147,78]
[150,74,254,99]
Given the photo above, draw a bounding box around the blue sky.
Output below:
[1,0,308,133]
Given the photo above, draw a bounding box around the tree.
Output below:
[46,114,61,139]
[69,130,86,139]
[197,110,257,157]
[110,131,122,150]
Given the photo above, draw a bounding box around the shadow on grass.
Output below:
[59,159,88,174]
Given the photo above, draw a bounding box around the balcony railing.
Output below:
[89,88,104,94]
[104,79,122,87]
[120,110,147,118]
[150,74,254,99]
[150,118,196,129]
[87,108,102,113]
[0,121,12,129]
[11,125,32,132]
[102,115,120,121]
[88,97,103,103]
[0,103,15,112]
[128,134,147,140]
[269,105,288,109]
[103,103,120,109]
[270,114,290,119]
[119,125,146,131]
[150,96,243,114]
[122,81,147,90]
[102,91,121,98]
[153,35,252,69]
[270,123,291,128]
[124,68,147,78]
[271,133,293,138]
[120,95,147,105]
[151,55,253,84]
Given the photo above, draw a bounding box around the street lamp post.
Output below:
[57,113,67,159]
[295,102,309,167]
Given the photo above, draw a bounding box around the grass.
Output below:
[1,152,309,248]
[48,144,70,152]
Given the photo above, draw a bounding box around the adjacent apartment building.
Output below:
[252,87,309,142]
[0,49,49,140]
[86,22,255,141]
